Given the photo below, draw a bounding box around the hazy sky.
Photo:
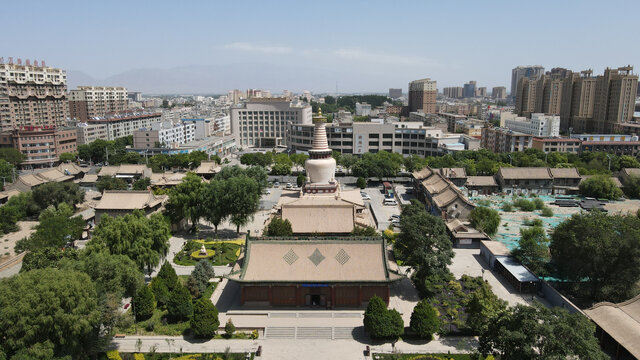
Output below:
[2,0,639,93]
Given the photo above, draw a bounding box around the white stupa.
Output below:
[302,109,339,194]
[277,109,373,234]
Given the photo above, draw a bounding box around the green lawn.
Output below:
[174,241,241,266]
[116,307,191,336]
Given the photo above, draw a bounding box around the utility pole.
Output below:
[105,147,109,164]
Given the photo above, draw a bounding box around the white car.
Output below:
[383,198,398,206]
[264,189,271,195]
[273,182,280,188]
[286,183,293,189]
[361,192,371,200]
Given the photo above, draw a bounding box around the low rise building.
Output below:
[584,294,640,360]
[133,121,196,149]
[439,112,467,132]
[481,127,533,153]
[532,137,581,153]
[94,190,167,223]
[496,167,553,195]
[464,176,499,196]
[75,123,108,145]
[550,168,582,194]
[504,113,560,137]
[355,102,371,116]
[86,112,162,141]
[412,167,475,221]
[0,126,77,169]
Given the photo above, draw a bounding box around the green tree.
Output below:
[224,319,236,337]
[0,148,25,166]
[271,162,291,176]
[0,268,101,359]
[31,182,85,211]
[192,259,216,295]
[0,159,15,186]
[623,174,640,199]
[96,175,128,192]
[15,203,85,252]
[409,299,440,340]
[167,284,193,322]
[165,172,204,231]
[60,250,144,298]
[296,173,306,187]
[338,154,358,174]
[20,247,78,272]
[190,298,219,338]
[157,261,179,291]
[132,177,151,190]
[396,200,454,280]
[225,176,261,234]
[356,176,367,189]
[202,179,228,234]
[479,304,607,360]
[579,175,623,199]
[466,285,507,334]
[512,226,549,276]
[134,285,155,321]
[265,218,293,236]
[468,206,501,236]
[403,154,428,172]
[363,295,403,339]
[290,153,309,172]
[351,226,377,236]
[59,152,77,163]
[150,277,170,309]
[550,211,640,302]
[88,211,170,273]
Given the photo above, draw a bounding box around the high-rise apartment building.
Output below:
[408,78,437,114]
[230,98,312,148]
[523,66,639,133]
[0,61,69,132]
[492,87,507,99]
[511,65,545,97]
[69,86,128,121]
[443,87,464,98]
[388,88,402,99]
[476,87,487,97]
[463,81,477,98]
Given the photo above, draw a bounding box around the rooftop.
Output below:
[585,295,640,358]
[495,256,539,283]
[94,190,167,210]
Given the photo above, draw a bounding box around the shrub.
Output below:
[106,350,123,360]
[265,218,293,236]
[579,175,623,200]
[134,285,155,321]
[356,176,367,189]
[501,202,514,212]
[363,295,404,339]
[225,319,236,337]
[250,329,259,339]
[533,198,545,210]
[514,198,535,211]
[167,284,193,322]
[296,173,306,187]
[523,218,543,227]
[410,299,440,340]
[541,207,554,217]
[190,298,219,338]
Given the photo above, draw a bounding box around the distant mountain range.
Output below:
[67,63,398,95]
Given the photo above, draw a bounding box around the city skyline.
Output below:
[2,0,640,93]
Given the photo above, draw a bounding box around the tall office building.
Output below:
[230,98,312,148]
[69,86,128,121]
[511,65,545,97]
[408,78,437,114]
[492,87,507,99]
[463,81,477,98]
[476,87,487,97]
[0,60,69,132]
[388,88,402,99]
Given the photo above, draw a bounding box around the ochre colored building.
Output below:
[227,237,403,307]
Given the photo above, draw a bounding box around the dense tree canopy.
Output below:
[550,211,640,302]
[396,200,454,281]
[465,285,507,334]
[165,172,204,231]
[30,182,85,211]
[468,206,501,236]
[15,203,85,252]
[96,175,128,192]
[21,247,78,273]
[363,295,404,339]
[0,148,25,166]
[191,298,219,338]
[410,299,440,340]
[623,174,640,199]
[511,226,550,276]
[479,304,607,360]
[579,175,623,199]
[265,218,293,236]
[88,211,171,273]
[0,268,102,359]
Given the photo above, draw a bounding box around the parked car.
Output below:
[274,182,280,188]
[391,219,401,227]
[389,214,400,221]
[264,189,271,195]
[361,192,371,200]
[286,183,293,189]
[383,198,398,206]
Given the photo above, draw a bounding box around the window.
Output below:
[369,133,379,138]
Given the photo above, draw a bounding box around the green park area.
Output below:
[174,239,242,266]
[103,351,254,360]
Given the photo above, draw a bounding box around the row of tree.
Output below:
[165,165,267,234]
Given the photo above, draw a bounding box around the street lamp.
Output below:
[606,154,613,171]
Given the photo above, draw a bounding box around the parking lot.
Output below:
[363,183,402,231]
